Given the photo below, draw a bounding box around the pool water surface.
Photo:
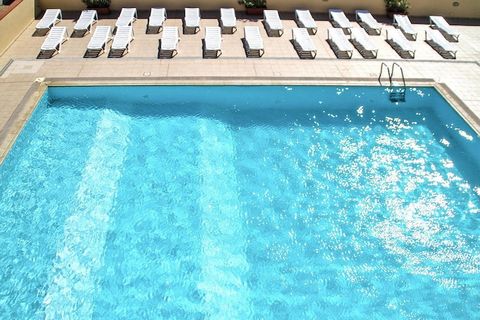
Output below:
[0,86,479,319]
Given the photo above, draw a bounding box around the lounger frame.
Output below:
[159,27,180,58]
[244,26,264,58]
[220,8,237,34]
[109,26,134,58]
[73,10,98,37]
[327,28,354,59]
[429,16,460,42]
[350,28,378,58]
[263,10,284,37]
[386,29,416,59]
[291,28,316,59]
[329,9,352,35]
[294,10,317,35]
[425,29,457,59]
[184,8,201,34]
[35,9,62,35]
[147,8,167,34]
[37,26,68,59]
[355,10,381,35]
[84,26,113,58]
[203,27,222,59]
[393,14,417,41]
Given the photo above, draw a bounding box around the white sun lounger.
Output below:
[355,10,381,35]
[294,10,317,35]
[244,26,264,57]
[85,26,112,57]
[429,16,460,42]
[220,8,237,34]
[425,29,457,59]
[292,28,316,58]
[329,9,352,34]
[115,8,137,28]
[184,8,201,34]
[327,27,354,58]
[38,26,68,58]
[203,27,222,58]
[350,28,378,58]
[386,28,416,58]
[393,14,417,40]
[109,26,134,57]
[36,9,62,33]
[160,26,180,58]
[147,8,167,33]
[73,10,98,35]
[263,10,284,37]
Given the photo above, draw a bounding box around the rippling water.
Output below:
[0,86,479,319]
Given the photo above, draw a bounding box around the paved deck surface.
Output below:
[1,10,480,160]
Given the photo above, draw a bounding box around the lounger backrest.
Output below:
[185,8,200,19]
[264,10,280,21]
[36,9,62,29]
[119,8,136,19]
[221,8,235,19]
[150,8,166,18]
[329,9,350,24]
[394,14,415,33]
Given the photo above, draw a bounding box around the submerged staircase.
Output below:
[378,62,407,103]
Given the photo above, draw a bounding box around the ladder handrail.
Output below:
[391,62,406,88]
[378,62,391,86]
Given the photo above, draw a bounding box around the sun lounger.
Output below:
[184,8,201,34]
[73,10,98,36]
[327,27,354,58]
[350,28,378,58]
[294,10,317,35]
[393,14,417,40]
[244,26,264,57]
[147,8,167,34]
[329,9,352,34]
[429,16,460,42]
[355,10,381,35]
[37,26,68,59]
[115,8,137,28]
[292,28,316,59]
[263,10,284,37]
[159,26,180,58]
[220,8,237,34]
[36,9,62,34]
[203,27,222,58]
[84,26,112,58]
[386,28,416,58]
[425,29,457,59]
[109,26,134,58]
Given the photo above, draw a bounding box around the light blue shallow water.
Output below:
[0,86,479,319]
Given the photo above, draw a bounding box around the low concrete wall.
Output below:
[38,0,480,18]
[0,0,35,56]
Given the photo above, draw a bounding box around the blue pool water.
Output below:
[0,86,479,319]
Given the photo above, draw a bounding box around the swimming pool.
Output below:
[0,85,479,319]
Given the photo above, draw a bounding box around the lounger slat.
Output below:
[36,9,62,31]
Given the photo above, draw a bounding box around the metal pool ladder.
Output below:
[378,62,406,103]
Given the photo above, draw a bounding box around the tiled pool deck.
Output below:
[0,11,479,161]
